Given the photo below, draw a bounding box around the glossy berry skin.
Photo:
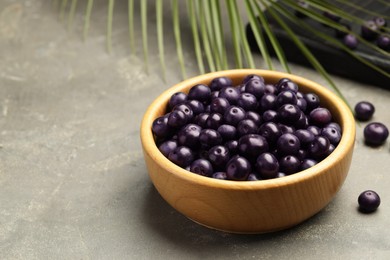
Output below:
[237,119,258,136]
[193,113,209,128]
[377,34,390,51]
[212,172,227,180]
[226,155,252,181]
[199,129,223,148]
[278,124,296,135]
[277,133,301,155]
[210,97,230,115]
[225,140,238,155]
[242,74,265,84]
[309,136,330,158]
[167,110,188,128]
[296,98,307,112]
[217,124,237,141]
[168,146,194,167]
[278,80,298,93]
[152,115,171,138]
[238,134,269,160]
[361,20,379,40]
[173,103,194,122]
[358,190,381,213]
[177,124,202,147]
[224,106,246,126]
[258,122,282,144]
[304,93,320,111]
[278,104,301,123]
[276,90,298,107]
[210,77,233,91]
[205,113,224,129]
[295,129,315,147]
[190,159,213,177]
[245,111,262,126]
[219,86,240,105]
[279,155,301,175]
[300,158,317,171]
[310,107,332,126]
[245,79,266,98]
[208,145,230,170]
[344,34,358,49]
[237,93,258,111]
[262,110,278,123]
[188,84,211,103]
[260,94,277,111]
[255,152,279,179]
[307,125,321,136]
[158,139,178,157]
[321,127,341,145]
[294,111,309,129]
[247,173,261,181]
[364,122,389,146]
[186,100,205,115]
[168,92,187,110]
[325,122,341,133]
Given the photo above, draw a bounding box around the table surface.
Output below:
[1,1,389,259]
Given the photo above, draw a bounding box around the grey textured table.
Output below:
[1,1,390,259]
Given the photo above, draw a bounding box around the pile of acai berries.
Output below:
[152,75,342,181]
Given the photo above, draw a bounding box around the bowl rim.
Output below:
[140,69,356,190]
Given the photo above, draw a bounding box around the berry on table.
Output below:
[358,190,381,213]
[364,122,389,146]
[354,101,375,121]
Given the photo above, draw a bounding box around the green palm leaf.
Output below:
[60,0,390,106]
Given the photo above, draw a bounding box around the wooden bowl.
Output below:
[140,69,355,233]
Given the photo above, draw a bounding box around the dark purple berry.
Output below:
[219,86,240,104]
[225,140,238,155]
[237,119,258,136]
[238,134,269,159]
[296,97,307,112]
[310,107,332,126]
[278,104,301,123]
[152,115,171,138]
[224,106,246,126]
[344,34,358,49]
[374,17,387,30]
[217,124,237,140]
[309,136,330,158]
[260,93,277,111]
[210,97,230,114]
[264,84,277,94]
[325,122,341,133]
[210,77,233,91]
[189,159,213,176]
[300,158,318,171]
[186,100,205,115]
[321,127,341,145]
[237,93,258,111]
[277,133,301,155]
[377,34,390,51]
[199,129,223,148]
[295,129,315,147]
[245,79,266,98]
[294,111,309,129]
[168,146,194,167]
[255,152,279,179]
[247,173,261,181]
[276,90,298,107]
[278,80,298,93]
[307,125,321,136]
[212,172,227,180]
[226,155,252,181]
[193,112,209,128]
[361,20,379,40]
[173,103,193,122]
[278,124,296,134]
[208,145,230,170]
[245,111,262,126]
[279,155,301,175]
[262,110,278,122]
[205,112,224,129]
[177,124,202,147]
[168,92,187,110]
[167,110,188,128]
[364,122,389,146]
[304,93,320,111]
[358,190,380,213]
[188,84,211,102]
[335,22,351,38]
[258,122,281,144]
[242,74,265,84]
[158,139,178,157]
